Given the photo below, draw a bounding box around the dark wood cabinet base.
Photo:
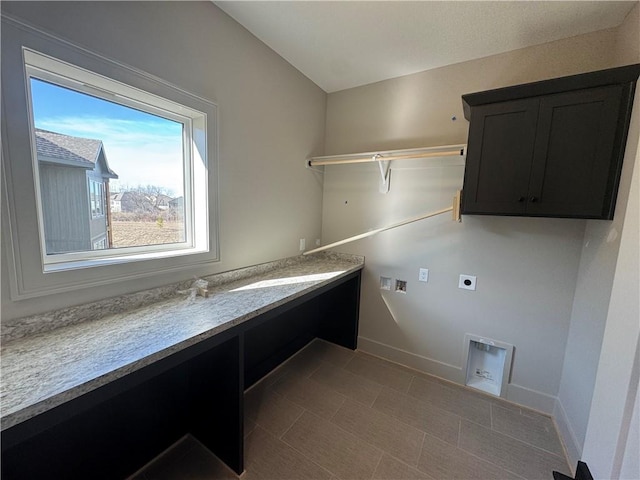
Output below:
[1,272,361,479]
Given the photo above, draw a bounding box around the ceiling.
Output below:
[215,1,637,93]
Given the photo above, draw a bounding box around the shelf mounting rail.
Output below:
[308,144,466,193]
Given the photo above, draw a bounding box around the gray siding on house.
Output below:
[87,156,109,245]
[34,129,116,253]
[39,164,91,254]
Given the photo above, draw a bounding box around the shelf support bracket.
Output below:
[375,155,391,193]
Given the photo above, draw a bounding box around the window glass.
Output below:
[29,77,187,255]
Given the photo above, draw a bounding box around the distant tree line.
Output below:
[111,185,183,223]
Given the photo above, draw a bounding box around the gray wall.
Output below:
[580,5,640,477]
[555,4,640,467]
[583,105,639,477]
[322,28,622,412]
[1,1,326,320]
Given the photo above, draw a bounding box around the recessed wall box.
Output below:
[380,276,392,291]
[462,334,513,397]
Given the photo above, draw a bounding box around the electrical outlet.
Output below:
[418,268,429,282]
[459,274,477,291]
[299,238,306,251]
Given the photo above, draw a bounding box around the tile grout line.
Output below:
[326,401,414,469]
[403,378,411,393]
[370,451,384,480]
[278,370,350,423]
[286,406,387,480]
[407,374,417,395]
[368,382,384,408]
[406,376,495,427]
[274,377,346,421]
[311,360,384,408]
[369,388,462,448]
[342,358,418,401]
[278,405,306,440]
[455,430,528,480]
[342,353,356,371]
[459,419,570,478]
[304,354,326,378]
[457,421,523,478]
[256,351,328,466]
[490,402,494,430]
[267,421,335,480]
[417,431,427,468]
[343,353,415,391]
[386,449,440,480]
[491,407,567,459]
[487,427,569,460]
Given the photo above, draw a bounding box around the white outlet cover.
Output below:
[299,238,306,251]
[459,274,477,291]
[418,268,429,282]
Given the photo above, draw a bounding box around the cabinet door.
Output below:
[527,85,622,218]
[462,98,539,215]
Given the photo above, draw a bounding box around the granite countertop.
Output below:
[0,253,364,431]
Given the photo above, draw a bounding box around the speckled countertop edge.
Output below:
[1,252,361,343]
[0,252,364,431]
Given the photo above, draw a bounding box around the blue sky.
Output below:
[30,78,185,196]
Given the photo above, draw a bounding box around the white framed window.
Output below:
[24,48,210,270]
[89,179,105,218]
[1,17,218,299]
[93,237,107,250]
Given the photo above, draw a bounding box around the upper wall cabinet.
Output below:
[461,64,640,219]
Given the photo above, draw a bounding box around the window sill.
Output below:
[43,245,209,273]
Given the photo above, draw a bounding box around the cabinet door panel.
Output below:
[462,99,538,215]
[528,85,622,218]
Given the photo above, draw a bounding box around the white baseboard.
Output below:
[357,336,578,472]
[554,397,583,469]
[357,336,463,383]
[358,336,558,414]
[505,383,557,414]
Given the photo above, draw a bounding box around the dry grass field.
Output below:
[111,221,184,248]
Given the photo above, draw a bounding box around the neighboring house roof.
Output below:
[155,194,173,205]
[169,196,184,207]
[35,129,118,178]
[118,191,179,213]
[110,192,125,202]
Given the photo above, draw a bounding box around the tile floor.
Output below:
[132,339,572,480]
